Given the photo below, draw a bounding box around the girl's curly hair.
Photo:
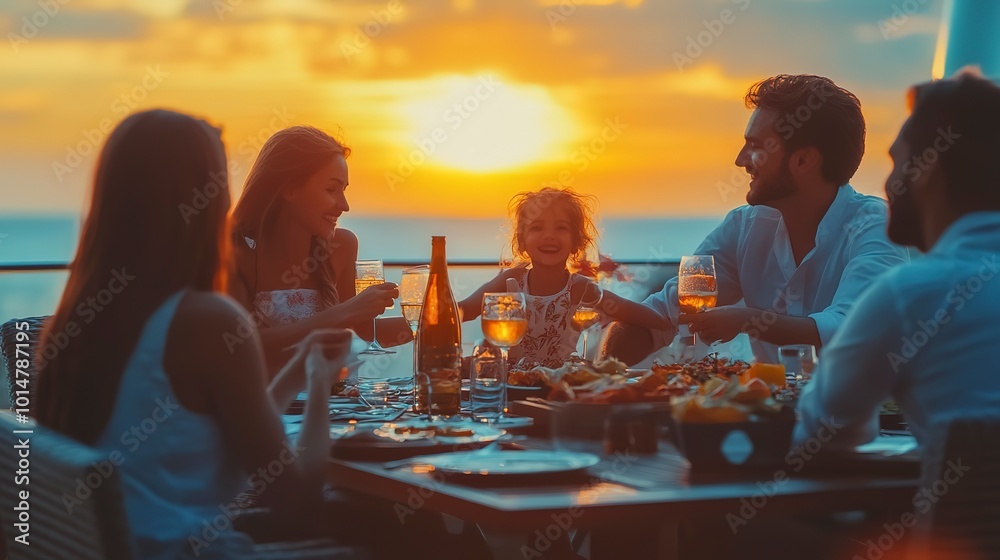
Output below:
[508,186,599,271]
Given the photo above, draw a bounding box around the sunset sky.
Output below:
[1,0,945,219]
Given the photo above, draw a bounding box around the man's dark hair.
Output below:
[905,71,1000,211]
[745,74,865,186]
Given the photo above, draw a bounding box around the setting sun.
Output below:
[399,74,581,173]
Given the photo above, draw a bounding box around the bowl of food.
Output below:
[670,377,795,471]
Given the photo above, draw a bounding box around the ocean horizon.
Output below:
[0,214,722,265]
[0,214,719,360]
[0,213,725,382]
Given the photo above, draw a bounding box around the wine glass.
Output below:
[481,292,528,421]
[355,259,394,355]
[400,265,430,401]
[677,255,718,346]
[571,305,601,362]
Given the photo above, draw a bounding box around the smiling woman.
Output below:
[400,74,581,173]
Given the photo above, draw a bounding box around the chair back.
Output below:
[0,317,49,406]
[915,415,1000,558]
[0,411,133,559]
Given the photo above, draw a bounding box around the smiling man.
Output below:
[605,74,909,364]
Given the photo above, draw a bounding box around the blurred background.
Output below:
[0,0,952,374]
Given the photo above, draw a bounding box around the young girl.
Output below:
[459,187,667,367]
[229,126,410,375]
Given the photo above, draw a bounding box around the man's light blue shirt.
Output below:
[796,212,1000,446]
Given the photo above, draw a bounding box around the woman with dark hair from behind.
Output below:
[33,109,351,559]
[230,126,412,375]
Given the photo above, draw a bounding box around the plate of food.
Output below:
[330,419,506,460]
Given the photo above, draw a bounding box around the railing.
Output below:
[0,259,683,271]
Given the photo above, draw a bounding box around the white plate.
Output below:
[417,450,600,476]
[373,419,505,445]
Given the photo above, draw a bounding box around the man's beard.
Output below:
[887,192,925,250]
[746,155,797,206]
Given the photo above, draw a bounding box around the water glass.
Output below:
[357,378,392,409]
[778,344,818,384]
[470,344,504,422]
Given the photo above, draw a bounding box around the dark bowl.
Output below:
[671,408,796,471]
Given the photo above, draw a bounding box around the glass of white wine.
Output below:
[355,259,394,355]
[571,305,601,362]
[480,292,528,421]
[677,255,718,347]
[399,265,430,395]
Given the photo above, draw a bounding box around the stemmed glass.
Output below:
[571,305,601,362]
[399,265,430,403]
[355,259,394,355]
[481,292,528,420]
[677,255,718,347]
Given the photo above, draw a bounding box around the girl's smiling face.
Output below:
[519,201,577,268]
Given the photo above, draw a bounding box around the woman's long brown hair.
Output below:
[33,109,230,444]
[230,126,350,313]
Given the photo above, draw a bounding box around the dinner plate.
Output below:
[373,419,505,445]
[329,419,506,460]
[416,450,600,476]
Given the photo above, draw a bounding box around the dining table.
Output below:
[321,404,921,560]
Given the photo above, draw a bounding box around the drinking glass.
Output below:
[571,305,601,361]
[400,265,430,405]
[469,343,503,422]
[357,378,392,411]
[480,292,528,421]
[778,344,818,385]
[677,255,718,346]
[355,259,394,355]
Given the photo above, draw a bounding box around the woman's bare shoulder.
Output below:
[175,291,252,334]
[331,228,359,252]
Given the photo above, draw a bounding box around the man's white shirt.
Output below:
[642,184,910,363]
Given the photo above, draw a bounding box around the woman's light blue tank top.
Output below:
[95,291,254,559]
